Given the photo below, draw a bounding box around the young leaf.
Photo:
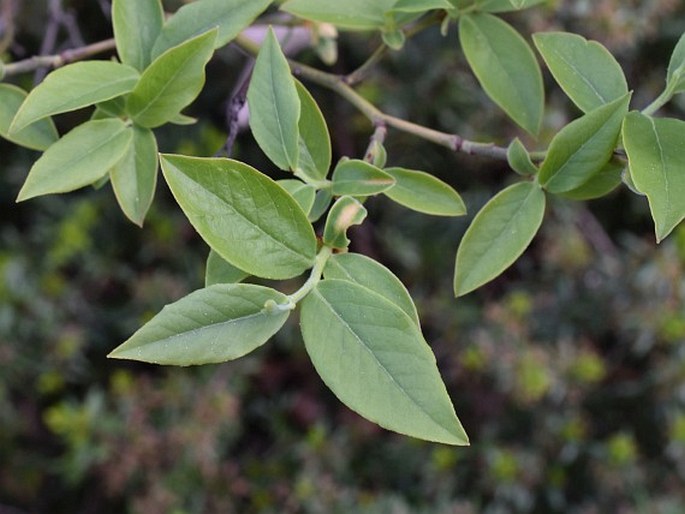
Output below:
[506,138,538,176]
[205,249,249,286]
[281,0,395,30]
[323,196,367,249]
[127,29,217,129]
[160,154,317,279]
[476,0,546,12]
[539,93,630,193]
[383,167,466,216]
[295,80,331,180]
[331,159,395,196]
[308,189,333,222]
[300,279,468,445]
[110,125,158,226]
[151,0,271,58]
[533,32,628,113]
[10,62,139,132]
[112,0,164,71]
[557,159,623,201]
[459,12,543,136]
[454,181,545,296]
[278,179,317,215]
[247,28,301,171]
[108,284,291,365]
[17,119,132,202]
[0,84,57,151]
[666,33,685,94]
[623,113,685,242]
[324,252,420,326]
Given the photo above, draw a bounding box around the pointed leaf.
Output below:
[301,279,468,445]
[205,249,250,286]
[278,179,317,215]
[534,32,628,113]
[295,80,331,180]
[506,138,538,176]
[383,167,466,216]
[324,252,420,326]
[247,28,300,171]
[454,181,545,296]
[331,159,395,196]
[459,13,543,136]
[10,62,139,132]
[623,113,685,242]
[558,159,623,201]
[112,0,164,70]
[151,0,272,58]
[17,119,132,201]
[323,196,367,249]
[539,93,630,193]
[109,284,290,365]
[667,33,685,94]
[110,125,158,226]
[308,189,333,222]
[0,84,57,151]
[127,29,217,128]
[160,154,317,279]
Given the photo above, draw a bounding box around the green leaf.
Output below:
[127,29,217,129]
[533,32,628,113]
[539,93,630,193]
[169,113,198,125]
[301,279,468,445]
[278,179,316,215]
[557,159,623,201]
[308,189,333,222]
[666,33,685,94]
[506,138,538,176]
[17,119,132,201]
[151,0,271,58]
[0,84,57,151]
[623,112,685,242]
[391,0,452,13]
[383,167,466,216]
[160,154,317,279]
[205,249,249,286]
[476,0,546,12]
[324,252,420,326]
[112,0,164,70]
[110,125,158,226]
[108,283,290,365]
[10,62,139,132]
[247,28,300,171]
[331,159,395,196]
[281,0,395,30]
[459,12,543,135]
[454,181,545,296]
[323,196,367,249]
[295,80,331,180]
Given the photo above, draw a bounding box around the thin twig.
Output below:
[218,59,254,158]
[0,0,16,55]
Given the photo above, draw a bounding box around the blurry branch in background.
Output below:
[217,59,254,158]
[34,0,85,83]
[0,0,15,55]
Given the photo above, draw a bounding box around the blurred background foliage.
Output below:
[2,0,685,512]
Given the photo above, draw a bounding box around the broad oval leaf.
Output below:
[295,80,331,180]
[281,0,395,30]
[205,249,249,286]
[383,167,466,216]
[108,283,290,365]
[247,28,300,171]
[459,12,543,136]
[534,32,628,113]
[623,113,685,242]
[151,0,271,58]
[506,138,538,176]
[278,179,317,215]
[17,119,132,201]
[454,181,545,296]
[324,252,420,326]
[112,0,164,70]
[667,33,685,94]
[10,61,139,132]
[331,159,394,196]
[160,154,317,279]
[539,93,630,193]
[300,279,468,445]
[0,84,57,151]
[323,196,367,249]
[127,29,217,128]
[558,159,623,201]
[110,125,158,226]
